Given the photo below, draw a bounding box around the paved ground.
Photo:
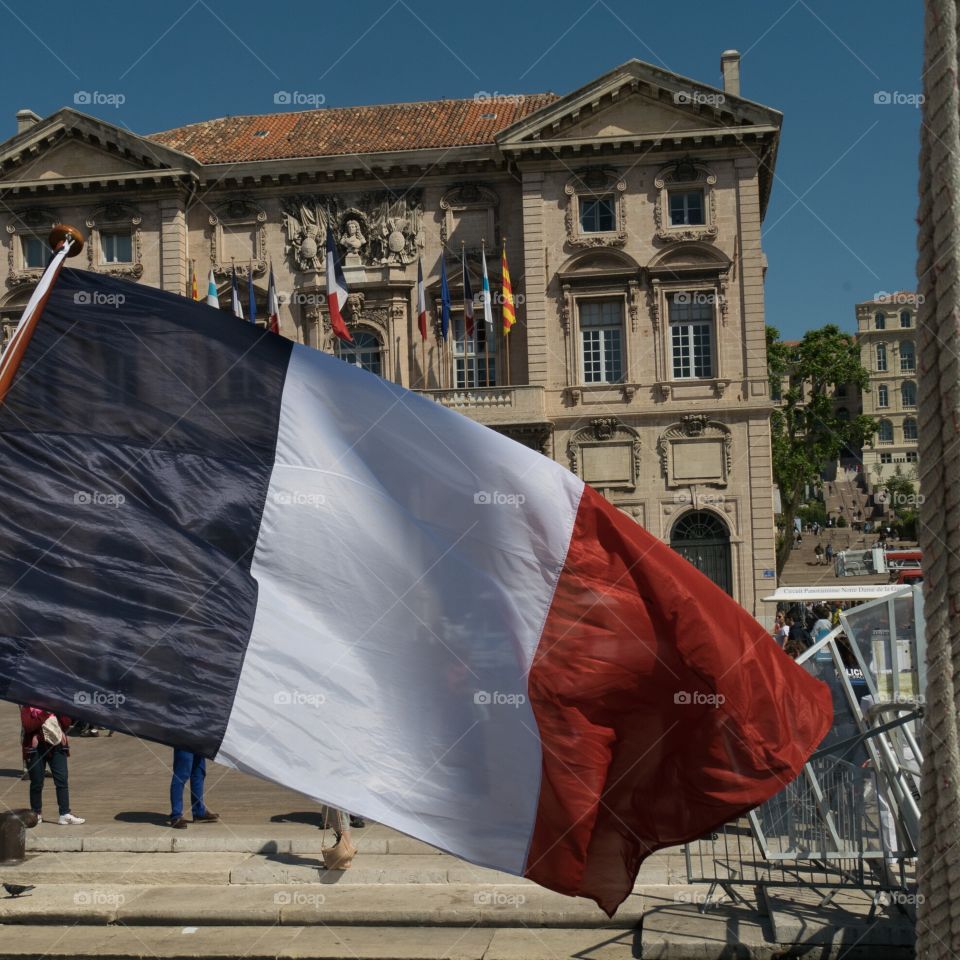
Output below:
[1,700,328,827]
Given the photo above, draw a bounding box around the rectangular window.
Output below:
[579,196,616,233]
[101,231,133,264]
[877,385,889,408]
[669,294,714,379]
[880,453,893,464]
[21,235,48,269]
[453,312,496,388]
[579,299,624,384]
[669,190,705,226]
[906,451,918,463]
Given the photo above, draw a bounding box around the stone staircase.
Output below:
[0,824,697,958]
[0,823,914,959]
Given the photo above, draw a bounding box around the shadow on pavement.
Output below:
[113,811,171,824]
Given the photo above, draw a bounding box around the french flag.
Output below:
[416,258,427,340]
[325,226,352,342]
[0,269,831,915]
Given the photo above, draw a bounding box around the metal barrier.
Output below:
[685,756,905,910]
[685,587,924,914]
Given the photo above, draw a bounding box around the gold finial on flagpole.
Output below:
[49,224,84,257]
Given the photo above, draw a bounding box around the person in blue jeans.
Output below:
[168,749,219,829]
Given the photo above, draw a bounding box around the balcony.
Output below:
[418,385,547,426]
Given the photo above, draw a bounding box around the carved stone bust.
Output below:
[339,219,366,259]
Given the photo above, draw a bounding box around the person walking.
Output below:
[20,705,85,825]
[825,542,834,566]
[168,749,219,829]
[814,544,824,566]
[321,806,358,870]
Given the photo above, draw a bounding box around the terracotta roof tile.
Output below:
[147,95,558,164]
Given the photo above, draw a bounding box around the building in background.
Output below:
[0,53,782,614]
[855,293,920,484]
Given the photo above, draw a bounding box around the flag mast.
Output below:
[503,237,511,387]
[0,224,83,405]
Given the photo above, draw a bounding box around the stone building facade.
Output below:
[854,293,920,484]
[0,54,782,615]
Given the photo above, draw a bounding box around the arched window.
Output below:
[874,311,886,330]
[877,384,889,408]
[900,310,912,328]
[876,343,887,372]
[335,330,382,377]
[899,340,915,372]
[901,380,917,407]
[903,418,918,441]
[877,419,894,444]
[670,511,732,595]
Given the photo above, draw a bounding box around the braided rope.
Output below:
[918,3,960,956]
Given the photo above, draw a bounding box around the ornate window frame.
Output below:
[5,207,59,288]
[566,417,641,491]
[85,202,143,279]
[649,279,728,393]
[657,414,732,489]
[209,198,267,279]
[439,183,500,251]
[563,168,627,248]
[653,159,718,243]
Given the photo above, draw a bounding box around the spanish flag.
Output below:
[501,242,516,335]
[190,265,199,301]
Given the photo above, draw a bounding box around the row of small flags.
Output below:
[189,226,517,342]
[427,243,516,342]
[190,260,279,335]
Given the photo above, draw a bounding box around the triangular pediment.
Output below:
[10,138,146,181]
[0,108,196,185]
[497,59,780,147]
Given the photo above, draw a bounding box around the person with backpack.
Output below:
[20,705,85,825]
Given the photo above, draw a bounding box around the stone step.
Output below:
[0,925,640,959]
[7,852,682,888]
[26,829,443,856]
[0,882,654,928]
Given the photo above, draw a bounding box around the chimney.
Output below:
[720,50,741,98]
[16,109,41,134]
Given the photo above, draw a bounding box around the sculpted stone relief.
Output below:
[566,418,642,491]
[282,191,425,271]
[657,415,732,488]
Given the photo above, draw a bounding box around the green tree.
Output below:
[768,324,876,577]
[882,467,920,541]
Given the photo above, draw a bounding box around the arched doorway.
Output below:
[670,510,732,595]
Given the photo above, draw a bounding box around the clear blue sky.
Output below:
[0,0,922,340]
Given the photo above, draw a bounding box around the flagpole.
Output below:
[503,235,510,387]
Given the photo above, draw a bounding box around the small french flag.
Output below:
[267,265,280,336]
[325,227,352,343]
[417,258,427,340]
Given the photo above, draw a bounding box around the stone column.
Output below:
[159,198,187,295]
[746,415,778,620]
[734,158,767,386]
[520,170,548,386]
